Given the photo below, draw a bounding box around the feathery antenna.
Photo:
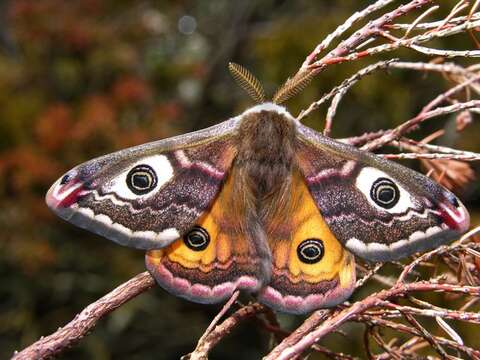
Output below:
[228,62,266,104]
[272,70,315,105]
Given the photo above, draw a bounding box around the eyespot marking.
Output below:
[184,226,210,251]
[60,173,72,185]
[370,177,399,209]
[297,239,325,264]
[126,164,158,195]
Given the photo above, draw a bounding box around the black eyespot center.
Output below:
[370,177,400,209]
[378,187,394,202]
[184,226,210,251]
[452,197,460,208]
[126,164,157,195]
[446,193,460,208]
[60,174,71,185]
[133,173,150,188]
[297,238,325,264]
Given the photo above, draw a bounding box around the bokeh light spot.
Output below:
[178,15,197,35]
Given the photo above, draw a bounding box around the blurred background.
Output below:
[0,1,479,359]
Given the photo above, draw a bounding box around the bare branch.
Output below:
[297,60,397,124]
[265,281,480,360]
[308,0,434,71]
[362,100,480,151]
[301,0,397,69]
[380,151,480,161]
[184,303,268,360]
[12,272,155,360]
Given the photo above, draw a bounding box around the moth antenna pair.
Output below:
[228,62,314,105]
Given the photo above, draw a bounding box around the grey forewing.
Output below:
[50,116,242,250]
[296,124,448,198]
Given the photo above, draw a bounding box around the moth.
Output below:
[46,64,469,314]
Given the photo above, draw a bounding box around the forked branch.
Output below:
[12,272,155,360]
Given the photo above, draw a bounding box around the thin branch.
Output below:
[359,316,480,358]
[423,73,480,113]
[298,60,397,123]
[309,0,434,71]
[378,300,480,325]
[12,272,155,360]
[380,152,480,161]
[388,12,480,30]
[388,61,471,74]
[265,281,480,360]
[396,138,479,156]
[194,291,240,347]
[362,100,480,151]
[402,313,450,359]
[301,0,397,69]
[184,303,268,360]
[409,44,480,58]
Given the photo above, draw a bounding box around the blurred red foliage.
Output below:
[35,104,73,151]
[113,76,152,105]
[0,0,184,285]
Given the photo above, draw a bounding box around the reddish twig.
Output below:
[381,152,480,161]
[362,100,480,151]
[184,303,268,360]
[265,281,480,360]
[357,315,480,358]
[307,0,434,72]
[12,272,155,360]
[196,290,240,344]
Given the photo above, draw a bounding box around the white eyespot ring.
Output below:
[103,155,174,200]
[184,226,210,251]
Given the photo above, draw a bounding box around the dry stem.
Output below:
[12,272,155,360]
